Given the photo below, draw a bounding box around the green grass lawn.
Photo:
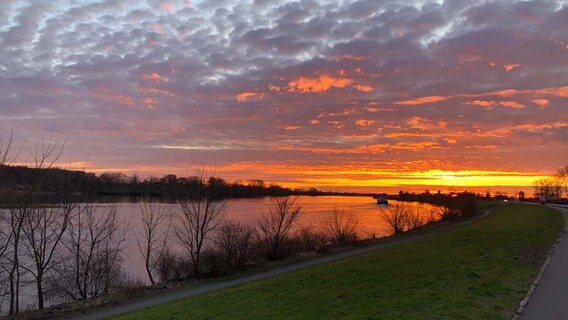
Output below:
[115,204,563,320]
[476,199,499,209]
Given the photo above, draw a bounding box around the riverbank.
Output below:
[9,202,492,319]
[110,203,562,320]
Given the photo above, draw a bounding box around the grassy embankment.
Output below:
[116,204,563,320]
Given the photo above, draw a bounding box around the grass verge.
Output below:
[115,204,563,320]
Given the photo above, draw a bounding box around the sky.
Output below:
[1,0,567,193]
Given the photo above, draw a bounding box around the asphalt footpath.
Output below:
[521,205,568,320]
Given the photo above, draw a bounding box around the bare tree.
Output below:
[6,137,63,314]
[533,177,562,199]
[136,203,170,285]
[175,170,228,277]
[319,209,359,246]
[49,204,125,301]
[257,197,302,260]
[214,221,256,271]
[21,203,74,308]
[379,201,411,234]
[0,130,16,168]
[403,204,428,230]
[556,165,568,198]
[0,131,15,310]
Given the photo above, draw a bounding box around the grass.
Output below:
[476,199,499,209]
[115,204,563,320]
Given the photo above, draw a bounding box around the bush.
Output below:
[157,249,193,282]
[295,227,329,253]
[445,193,478,218]
[201,249,229,278]
[214,221,257,272]
[319,209,359,246]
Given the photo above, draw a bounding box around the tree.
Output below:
[136,203,171,285]
[6,137,63,314]
[0,131,14,308]
[319,209,359,246]
[50,204,125,301]
[379,201,410,234]
[214,221,257,272]
[533,177,562,199]
[175,170,228,277]
[21,203,74,309]
[556,165,568,198]
[257,197,302,260]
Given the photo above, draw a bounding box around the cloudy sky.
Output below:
[1,0,567,192]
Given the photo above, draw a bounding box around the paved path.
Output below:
[521,205,568,320]
[71,211,490,320]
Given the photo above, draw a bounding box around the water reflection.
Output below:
[120,196,441,283]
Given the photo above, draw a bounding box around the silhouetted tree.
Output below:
[136,203,170,285]
[214,221,257,272]
[175,170,228,277]
[6,137,63,314]
[50,204,125,301]
[319,209,359,246]
[21,202,74,308]
[557,165,568,198]
[257,197,302,260]
[379,201,411,234]
[533,177,562,199]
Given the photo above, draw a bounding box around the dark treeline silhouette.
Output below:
[0,165,375,203]
[392,191,481,219]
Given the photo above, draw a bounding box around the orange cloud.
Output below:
[355,119,375,127]
[236,92,265,102]
[406,116,446,130]
[287,75,353,93]
[354,84,373,92]
[268,84,282,92]
[504,63,520,72]
[466,100,497,108]
[91,87,134,107]
[499,100,526,109]
[394,96,448,105]
[143,72,168,82]
[143,97,158,110]
[142,88,176,97]
[469,86,568,99]
[533,86,568,98]
[532,98,549,108]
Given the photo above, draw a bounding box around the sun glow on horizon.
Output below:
[80,163,548,192]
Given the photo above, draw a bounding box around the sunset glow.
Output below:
[1,0,567,193]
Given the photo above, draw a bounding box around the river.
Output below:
[119,196,441,284]
[0,196,441,313]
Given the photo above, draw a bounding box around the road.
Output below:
[521,205,568,320]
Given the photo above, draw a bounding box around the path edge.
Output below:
[512,205,565,320]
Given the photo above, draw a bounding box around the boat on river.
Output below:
[376,195,388,205]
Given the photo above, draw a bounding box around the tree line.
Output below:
[0,165,378,203]
[533,166,568,202]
